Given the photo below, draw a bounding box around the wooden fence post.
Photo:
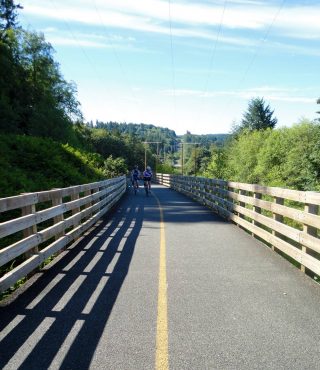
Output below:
[302,204,319,273]
[91,188,98,208]
[252,192,262,237]
[272,197,284,251]
[71,193,80,215]
[52,189,64,240]
[84,190,91,208]
[239,189,246,220]
[21,197,38,258]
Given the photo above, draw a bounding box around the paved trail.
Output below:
[1,184,320,370]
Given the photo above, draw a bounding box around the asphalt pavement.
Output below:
[1,184,320,370]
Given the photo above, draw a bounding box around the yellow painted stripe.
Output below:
[154,194,169,370]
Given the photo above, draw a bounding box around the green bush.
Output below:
[156,163,178,174]
[0,134,106,197]
[204,120,320,191]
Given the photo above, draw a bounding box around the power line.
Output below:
[202,0,228,98]
[237,0,286,90]
[199,0,227,128]
[49,0,128,123]
[224,0,286,114]
[168,0,177,125]
[49,0,102,83]
[92,0,140,111]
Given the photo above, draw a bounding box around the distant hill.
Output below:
[177,132,230,147]
[200,134,230,143]
[93,121,177,145]
[90,121,229,148]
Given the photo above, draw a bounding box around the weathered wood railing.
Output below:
[0,176,126,293]
[156,174,320,278]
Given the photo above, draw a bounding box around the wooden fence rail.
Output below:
[156,174,320,278]
[0,176,126,293]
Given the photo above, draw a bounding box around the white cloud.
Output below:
[21,0,320,63]
[39,25,137,49]
[24,0,320,40]
[45,36,107,48]
[161,86,317,104]
[41,27,57,33]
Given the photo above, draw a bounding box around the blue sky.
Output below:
[20,0,320,134]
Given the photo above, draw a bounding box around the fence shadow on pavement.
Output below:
[0,195,144,370]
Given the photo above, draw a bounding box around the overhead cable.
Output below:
[236,0,286,90]
[202,0,228,98]
[93,0,140,112]
[49,0,103,83]
[225,0,286,115]
[168,0,177,123]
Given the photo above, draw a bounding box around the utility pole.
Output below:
[181,142,200,176]
[181,142,184,175]
[143,141,161,171]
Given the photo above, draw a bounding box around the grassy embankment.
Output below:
[0,134,108,299]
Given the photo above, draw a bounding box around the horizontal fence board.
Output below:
[0,181,122,240]
[231,214,320,276]
[224,189,320,229]
[0,193,38,213]
[0,254,41,293]
[233,203,320,254]
[0,176,126,293]
[0,204,66,239]
[0,177,124,212]
[156,174,320,278]
[228,181,320,205]
[0,234,41,267]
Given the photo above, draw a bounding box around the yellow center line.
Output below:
[154,194,169,370]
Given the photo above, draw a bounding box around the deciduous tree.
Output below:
[0,0,22,32]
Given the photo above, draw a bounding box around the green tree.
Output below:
[234,97,277,134]
[0,0,22,32]
[20,31,81,136]
[203,145,227,179]
[104,155,127,178]
[223,129,272,183]
[209,120,320,190]
[255,120,320,190]
[0,29,30,133]
[0,27,82,142]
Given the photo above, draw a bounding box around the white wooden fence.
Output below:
[0,176,126,293]
[156,174,320,278]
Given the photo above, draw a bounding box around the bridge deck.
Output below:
[1,184,320,369]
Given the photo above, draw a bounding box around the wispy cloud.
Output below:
[41,26,138,49]
[237,86,317,103]
[46,36,107,48]
[24,0,320,41]
[161,86,317,104]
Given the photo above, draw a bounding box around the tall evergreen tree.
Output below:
[241,97,277,131]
